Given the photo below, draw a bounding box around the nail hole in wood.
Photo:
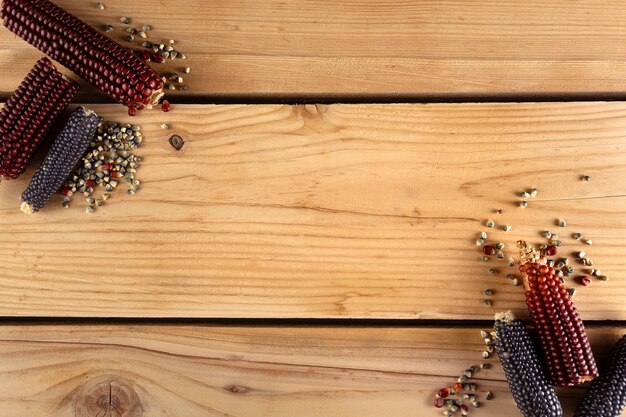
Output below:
[169,135,184,150]
[224,384,250,394]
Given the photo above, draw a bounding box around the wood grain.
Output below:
[0,324,623,417]
[1,102,626,319]
[3,0,626,98]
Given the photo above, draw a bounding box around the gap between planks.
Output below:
[6,93,626,105]
[0,317,625,327]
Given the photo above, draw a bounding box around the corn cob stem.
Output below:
[517,240,598,386]
[1,0,164,114]
[21,107,101,213]
[0,57,78,180]
[574,334,626,417]
[493,311,562,417]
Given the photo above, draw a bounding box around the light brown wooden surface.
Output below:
[3,0,626,99]
[3,2,626,416]
[0,324,623,417]
[1,102,625,319]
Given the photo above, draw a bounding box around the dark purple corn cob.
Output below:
[21,107,100,213]
[1,0,164,115]
[0,57,78,180]
[493,311,563,417]
[517,240,599,387]
[574,335,626,417]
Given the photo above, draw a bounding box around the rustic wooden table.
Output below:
[0,1,625,416]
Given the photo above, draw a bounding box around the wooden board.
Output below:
[1,102,626,319]
[0,324,623,417]
[3,1,626,99]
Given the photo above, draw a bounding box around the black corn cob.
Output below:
[21,107,100,213]
[493,311,563,417]
[574,334,626,417]
[1,0,164,115]
[0,57,78,180]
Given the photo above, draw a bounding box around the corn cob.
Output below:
[0,57,78,180]
[493,311,563,417]
[574,334,626,417]
[1,0,164,115]
[517,240,599,386]
[21,107,101,213]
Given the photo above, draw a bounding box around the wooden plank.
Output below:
[0,324,623,417]
[3,1,626,98]
[1,102,626,319]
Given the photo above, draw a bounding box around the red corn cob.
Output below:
[0,57,78,180]
[517,240,599,386]
[1,0,164,115]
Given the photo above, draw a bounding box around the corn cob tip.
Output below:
[78,106,97,117]
[495,310,516,323]
[517,240,541,264]
[20,202,34,214]
[146,90,165,109]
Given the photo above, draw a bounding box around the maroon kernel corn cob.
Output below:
[0,57,78,180]
[517,240,599,387]
[1,0,164,114]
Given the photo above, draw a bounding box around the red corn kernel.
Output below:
[579,276,592,286]
[434,397,444,408]
[460,404,469,414]
[59,186,73,196]
[128,107,137,116]
[483,245,495,256]
[162,100,171,112]
[110,171,124,179]
[85,180,97,187]
[437,388,450,398]
[452,383,462,392]
[545,245,558,256]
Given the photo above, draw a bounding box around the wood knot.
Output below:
[223,384,250,394]
[74,375,142,417]
[169,134,184,150]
